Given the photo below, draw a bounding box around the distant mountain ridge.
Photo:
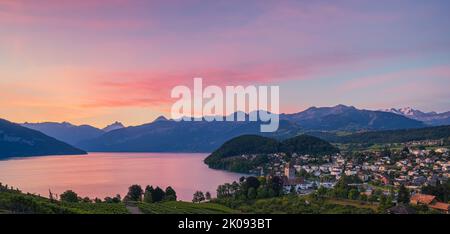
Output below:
[281,104,426,131]
[15,105,447,153]
[77,118,302,152]
[0,119,86,159]
[380,107,450,126]
[21,122,105,146]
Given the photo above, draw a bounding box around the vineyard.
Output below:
[137,201,237,214]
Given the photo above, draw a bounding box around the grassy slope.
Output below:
[325,198,378,212]
[2,186,378,214]
[0,189,128,214]
[235,196,375,214]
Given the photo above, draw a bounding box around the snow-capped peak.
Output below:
[398,107,416,116]
[380,107,422,116]
[103,121,125,132]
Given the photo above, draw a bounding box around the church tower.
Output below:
[284,163,295,179]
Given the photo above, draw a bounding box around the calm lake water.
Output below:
[0,153,245,201]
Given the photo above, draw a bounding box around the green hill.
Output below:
[280,135,340,155]
[205,135,279,160]
[204,134,339,173]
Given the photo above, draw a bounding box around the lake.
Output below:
[0,152,246,201]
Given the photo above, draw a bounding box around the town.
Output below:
[245,140,450,213]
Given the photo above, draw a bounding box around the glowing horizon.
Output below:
[1,0,449,128]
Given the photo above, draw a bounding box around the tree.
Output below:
[289,186,296,195]
[368,192,379,203]
[422,180,450,203]
[112,194,121,203]
[378,194,394,212]
[192,191,205,203]
[49,189,55,202]
[245,177,261,189]
[348,189,360,200]
[256,187,268,199]
[152,186,166,202]
[298,168,308,178]
[248,187,257,199]
[401,146,409,154]
[268,176,284,197]
[333,175,362,199]
[94,198,102,203]
[144,186,154,203]
[397,184,410,204]
[360,194,368,201]
[126,184,143,201]
[105,195,121,203]
[104,196,113,203]
[82,197,92,203]
[165,186,177,201]
[317,186,327,198]
[205,191,212,201]
[60,190,79,203]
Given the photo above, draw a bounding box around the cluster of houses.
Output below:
[405,139,445,147]
[244,144,450,212]
[250,146,449,188]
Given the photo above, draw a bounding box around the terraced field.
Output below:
[62,202,129,214]
[137,201,237,214]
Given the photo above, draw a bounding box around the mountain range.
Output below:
[7,104,448,154]
[76,117,302,152]
[0,119,86,159]
[380,107,450,126]
[281,105,425,131]
[73,105,428,152]
[21,122,105,146]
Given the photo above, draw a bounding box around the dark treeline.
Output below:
[421,180,450,203]
[208,135,339,159]
[126,184,177,203]
[212,176,284,208]
[46,184,177,204]
[309,125,450,144]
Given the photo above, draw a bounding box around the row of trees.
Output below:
[56,184,177,203]
[192,191,212,203]
[216,176,284,201]
[126,184,177,203]
[57,190,123,203]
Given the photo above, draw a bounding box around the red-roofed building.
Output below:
[429,202,450,214]
[410,193,450,214]
[410,194,436,205]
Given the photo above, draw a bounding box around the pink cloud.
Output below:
[0,0,152,31]
[339,65,450,92]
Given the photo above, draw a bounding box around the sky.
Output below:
[1,0,449,127]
